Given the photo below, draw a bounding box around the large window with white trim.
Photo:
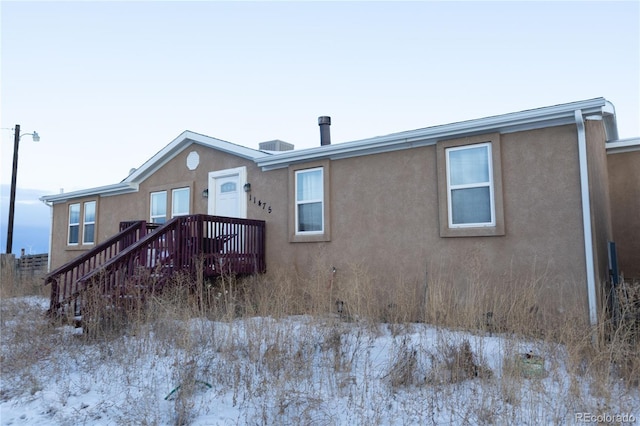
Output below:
[446,143,495,227]
[82,201,96,244]
[437,133,504,238]
[68,203,80,245]
[171,187,190,217]
[295,167,324,234]
[150,191,167,224]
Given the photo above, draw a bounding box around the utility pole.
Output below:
[6,124,21,254]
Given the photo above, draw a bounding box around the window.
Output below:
[437,133,504,237]
[68,203,80,245]
[150,191,167,224]
[172,187,190,217]
[296,167,324,233]
[446,143,494,227]
[289,160,331,242]
[83,201,96,244]
[220,182,236,193]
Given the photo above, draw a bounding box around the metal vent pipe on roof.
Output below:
[318,116,331,146]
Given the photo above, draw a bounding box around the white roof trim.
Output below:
[124,131,269,183]
[606,138,640,154]
[40,131,270,204]
[40,183,138,204]
[256,98,617,171]
[39,98,620,202]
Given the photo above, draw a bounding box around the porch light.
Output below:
[243,183,251,193]
[202,189,209,198]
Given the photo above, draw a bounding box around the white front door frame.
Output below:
[208,166,247,219]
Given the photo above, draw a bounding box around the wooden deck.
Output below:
[44,214,266,316]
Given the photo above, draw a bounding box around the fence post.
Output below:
[1,254,17,292]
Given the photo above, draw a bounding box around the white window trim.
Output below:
[171,187,190,218]
[150,191,167,224]
[446,143,496,228]
[68,203,80,245]
[295,167,325,235]
[82,201,96,245]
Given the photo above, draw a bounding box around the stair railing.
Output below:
[46,215,266,316]
[45,220,151,315]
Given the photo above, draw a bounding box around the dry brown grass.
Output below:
[70,258,640,390]
[0,257,49,300]
[1,260,638,424]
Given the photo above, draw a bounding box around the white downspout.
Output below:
[575,110,598,327]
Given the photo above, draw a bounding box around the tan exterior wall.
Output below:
[608,149,640,279]
[49,196,103,270]
[584,121,614,315]
[48,144,262,269]
[48,124,602,323]
[263,125,590,322]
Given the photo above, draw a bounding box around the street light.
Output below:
[6,124,40,254]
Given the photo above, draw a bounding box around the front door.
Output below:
[207,167,248,257]
[208,167,247,218]
[215,175,240,217]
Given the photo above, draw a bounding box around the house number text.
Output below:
[249,195,272,213]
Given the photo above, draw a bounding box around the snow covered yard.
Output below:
[1,295,638,425]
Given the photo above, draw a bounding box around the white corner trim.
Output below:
[575,110,598,327]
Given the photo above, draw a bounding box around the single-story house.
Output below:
[41,98,639,326]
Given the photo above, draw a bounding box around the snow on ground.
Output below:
[1,296,638,425]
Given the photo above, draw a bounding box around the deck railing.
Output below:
[44,220,152,314]
[46,215,265,315]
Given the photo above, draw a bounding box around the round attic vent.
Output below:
[186,151,200,170]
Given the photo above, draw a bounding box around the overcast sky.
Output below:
[2,1,639,198]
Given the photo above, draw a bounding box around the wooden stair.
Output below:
[44,215,266,317]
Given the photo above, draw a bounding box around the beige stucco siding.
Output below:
[263,125,589,320]
[48,144,262,270]
[608,149,640,279]
[584,121,614,316]
[49,196,103,269]
[47,123,604,323]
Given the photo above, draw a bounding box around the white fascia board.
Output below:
[124,131,269,184]
[41,131,268,205]
[185,131,270,160]
[606,138,640,154]
[256,98,613,171]
[40,183,138,205]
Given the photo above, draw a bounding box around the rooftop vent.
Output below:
[318,116,331,146]
[259,140,295,152]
